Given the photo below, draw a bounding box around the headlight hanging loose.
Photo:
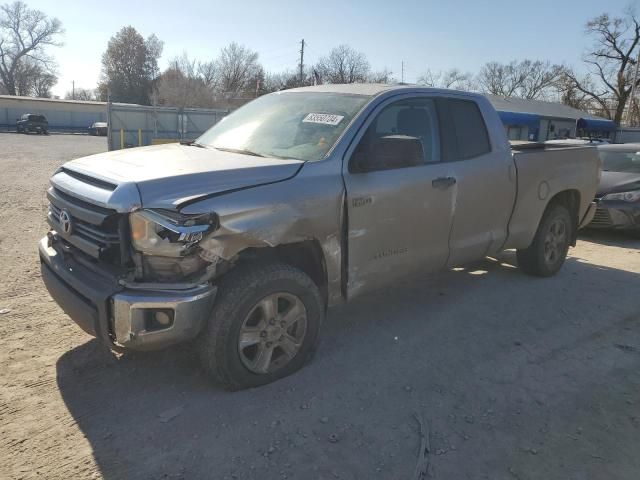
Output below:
[129,209,217,257]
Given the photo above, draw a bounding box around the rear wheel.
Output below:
[197,262,323,390]
[517,203,572,277]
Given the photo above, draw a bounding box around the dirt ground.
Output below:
[0,133,639,480]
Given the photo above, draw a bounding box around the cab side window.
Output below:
[350,98,440,173]
[437,98,491,161]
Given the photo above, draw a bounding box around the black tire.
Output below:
[517,203,573,277]
[197,262,324,391]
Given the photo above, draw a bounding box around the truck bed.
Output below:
[505,143,601,249]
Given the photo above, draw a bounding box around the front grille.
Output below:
[589,208,613,227]
[47,187,127,265]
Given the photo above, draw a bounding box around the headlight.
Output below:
[602,190,640,202]
[129,209,217,257]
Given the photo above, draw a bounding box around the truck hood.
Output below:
[597,171,640,197]
[63,143,304,209]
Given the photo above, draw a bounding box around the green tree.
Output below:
[99,26,163,104]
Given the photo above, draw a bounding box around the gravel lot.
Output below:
[1,133,639,480]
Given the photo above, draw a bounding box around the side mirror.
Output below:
[351,135,424,173]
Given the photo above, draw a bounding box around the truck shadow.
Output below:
[578,228,640,247]
[56,242,640,479]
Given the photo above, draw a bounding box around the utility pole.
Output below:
[72,80,75,100]
[401,61,404,84]
[299,39,305,86]
[627,47,640,126]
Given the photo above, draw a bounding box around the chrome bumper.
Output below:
[39,237,216,351]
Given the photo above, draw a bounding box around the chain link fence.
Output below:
[107,103,228,150]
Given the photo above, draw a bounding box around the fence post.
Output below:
[107,90,112,150]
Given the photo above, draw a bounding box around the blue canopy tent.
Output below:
[497,111,541,140]
[576,117,616,136]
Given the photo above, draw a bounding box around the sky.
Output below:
[23,0,638,98]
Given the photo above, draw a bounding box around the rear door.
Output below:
[342,94,456,297]
[437,97,516,266]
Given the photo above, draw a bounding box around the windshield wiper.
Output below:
[213,146,266,157]
[180,140,207,148]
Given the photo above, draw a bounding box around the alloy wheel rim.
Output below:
[238,292,308,374]
[543,218,567,265]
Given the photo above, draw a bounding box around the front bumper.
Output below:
[587,201,640,231]
[39,237,216,350]
[579,201,598,229]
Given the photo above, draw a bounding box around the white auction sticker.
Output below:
[302,113,345,126]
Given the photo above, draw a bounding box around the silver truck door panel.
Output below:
[435,97,516,267]
[446,152,515,266]
[342,94,454,298]
[344,164,455,296]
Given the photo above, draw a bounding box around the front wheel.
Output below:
[197,262,324,390]
[517,203,573,277]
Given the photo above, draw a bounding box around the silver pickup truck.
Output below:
[40,84,600,390]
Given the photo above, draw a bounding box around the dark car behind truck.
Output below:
[17,114,48,134]
[588,143,640,234]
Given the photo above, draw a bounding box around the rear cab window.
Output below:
[437,98,491,161]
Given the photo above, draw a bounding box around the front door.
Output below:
[342,96,456,298]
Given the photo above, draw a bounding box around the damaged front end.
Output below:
[40,143,345,353]
[40,172,220,352]
[127,209,230,285]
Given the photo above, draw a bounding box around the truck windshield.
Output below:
[197,92,370,161]
[600,150,640,174]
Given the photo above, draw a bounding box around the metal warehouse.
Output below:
[0,95,107,133]
[488,95,617,142]
[1,92,619,144]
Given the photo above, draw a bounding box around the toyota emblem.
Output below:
[59,209,73,235]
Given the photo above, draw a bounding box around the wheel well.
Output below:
[236,241,328,304]
[548,189,580,246]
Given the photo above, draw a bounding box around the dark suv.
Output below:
[17,114,49,134]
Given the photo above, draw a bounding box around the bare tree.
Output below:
[215,42,259,94]
[417,68,475,90]
[478,60,564,99]
[0,1,63,96]
[197,60,218,90]
[315,44,370,84]
[98,26,163,104]
[64,87,97,101]
[555,71,595,111]
[156,53,216,108]
[367,68,395,84]
[30,68,55,97]
[11,56,56,97]
[564,10,640,123]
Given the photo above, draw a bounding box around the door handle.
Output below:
[432,176,457,188]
